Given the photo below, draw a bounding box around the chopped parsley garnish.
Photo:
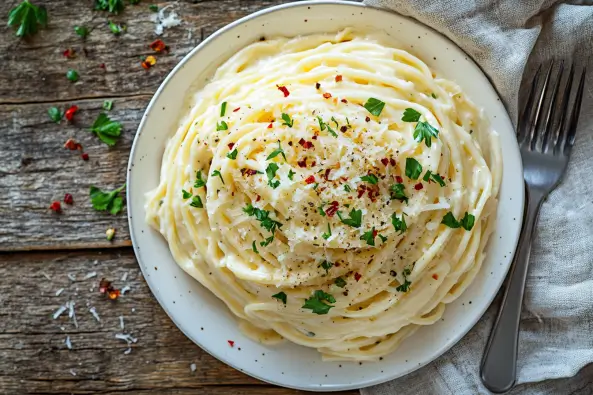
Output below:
[414,121,439,147]
[360,227,376,246]
[322,223,332,240]
[396,267,412,292]
[220,102,227,117]
[74,25,89,39]
[48,107,63,123]
[331,116,339,129]
[363,98,385,116]
[266,141,286,161]
[344,184,352,192]
[320,260,333,274]
[266,163,280,189]
[313,183,319,191]
[8,0,47,38]
[281,113,294,127]
[379,234,388,243]
[95,0,125,14]
[89,113,121,146]
[66,69,79,82]
[423,170,446,187]
[227,149,238,160]
[317,116,326,131]
[149,4,158,12]
[216,121,228,131]
[243,204,283,234]
[108,21,124,35]
[190,196,203,208]
[360,174,379,185]
[389,183,408,203]
[326,123,338,137]
[181,189,192,199]
[252,241,259,254]
[405,158,422,180]
[272,292,287,304]
[288,169,295,181]
[89,184,126,215]
[211,169,224,184]
[391,212,407,235]
[103,100,113,111]
[194,170,206,188]
[441,212,475,231]
[302,290,335,315]
[401,108,421,122]
[260,236,274,247]
[431,93,437,99]
[318,203,326,217]
[334,277,347,288]
[337,208,362,228]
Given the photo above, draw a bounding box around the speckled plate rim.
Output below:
[127,1,524,391]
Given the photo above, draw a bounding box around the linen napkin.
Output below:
[360,1,593,394]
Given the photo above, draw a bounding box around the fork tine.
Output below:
[517,65,542,145]
[541,61,564,152]
[563,67,587,155]
[553,64,575,155]
[529,61,554,151]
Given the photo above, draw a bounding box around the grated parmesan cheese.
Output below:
[89,307,101,322]
[119,316,125,330]
[41,272,51,280]
[65,336,72,350]
[68,301,78,328]
[55,288,64,297]
[52,304,68,320]
[121,285,131,295]
[150,5,182,36]
[83,271,97,280]
[190,363,197,372]
[67,273,76,282]
[69,369,76,376]
[121,272,128,282]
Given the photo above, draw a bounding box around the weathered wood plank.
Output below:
[0,249,357,394]
[0,0,294,104]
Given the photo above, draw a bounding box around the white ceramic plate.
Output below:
[127,1,524,391]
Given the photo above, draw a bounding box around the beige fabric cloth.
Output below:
[361,0,593,394]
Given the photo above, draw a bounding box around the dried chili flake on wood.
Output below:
[49,201,61,213]
[64,138,82,151]
[277,85,290,97]
[141,55,156,70]
[63,48,76,58]
[149,39,167,53]
[99,278,121,300]
[64,105,78,121]
[81,152,89,161]
[64,193,74,205]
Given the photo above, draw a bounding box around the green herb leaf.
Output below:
[460,212,475,231]
[389,183,408,203]
[108,20,125,35]
[322,223,332,240]
[430,172,446,187]
[441,212,460,228]
[244,205,283,234]
[211,169,224,184]
[252,241,259,254]
[337,208,362,228]
[190,195,203,208]
[288,169,295,181]
[363,98,385,116]
[431,93,437,99]
[396,276,411,292]
[272,292,287,304]
[360,227,376,246]
[326,123,338,137]
[423,170,432,182]
[405,158,422,180]
[103,100,113,111]
[220,102,227,117]
[194,170,206,188]
[413,121,439,147]
[66,69,79,82]
[344,184,352,192]
[302,290,335,315]
[401,108,421,122]
[89,184,126,214]
[181,189,192,199]
[94,0,125,14]
[379,234,388,243]
[89,113,122,146]
[331,116,339,129]
[318,203,326,217]
[216,121,228,131]
[8,1,47,38]
[266,163,280,189]
[391,212,407,235]
[48,107,63,123]
[316,116,326,131]
[320,260,333,274]
[281,113,294,128]
[74,25,89,38]
[266,141,286,161]
[149,4,158,12]
[360,174,379,185]
[442,211,478,231]
[227,149,238,160]
[334,277,347,288]
[260,235,274,247]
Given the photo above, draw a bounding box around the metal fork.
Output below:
[480,61,587,393]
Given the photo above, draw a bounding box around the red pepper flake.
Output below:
[372,229,378,238]
[395,176,403,183]
[149,39,167,53]
[357,184,367,198]
[49,201,61,213]
[141,55,157,70]
[414,182,424,190]
[339,126,347,133]
[432,273,439,280]
[298,138,314,149]
[228,340,235,347]
[380,158,389,166]
[81,152,89,161]
[64,105,78,121]
[323,92,332,99]
[390,158,396,166]
[99,278,121,300]
[108,289,121,300]
[64,138,82,151]
[64,193,74,205]
[228,143,235,150]
[297,158,307,168]
[312,135,318,140]
[335,75,343,82]
[341,98,348,103]
[311,161,316,167]
[267,123,273,129]
[367,187,380,202]
[365,116,371,122]
[255,195,261,202]
[354,272,362,282]
[242,168,258,176]
[99,63,106,69]
[305,175,316,185]
[323,168,331,181]
[277,85,290,97]
[315,82,321,90]
[63,48,76,59]
[325,201,339,217]
[233,107,241,112]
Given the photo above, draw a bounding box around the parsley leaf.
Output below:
[181,189,192,199]
[331,116,339,129]
[149,4,158,12]
[260,236,274,247]
[405,158,422,180]
[227,149,238,160]
[322,223,332,240]
[194,170,206,188]
[363,98,385,116]
[318,203,326,217]
[344,184,352,192]
[360,227,376,246]
[108,21,125,35]
[216,121,228,131]
[430,172,446,187]
[288,169,295,181]
[281,113,294,127]
[48,107,63,123]
[334,277,347,288]
[252,241,259,254]
[74,25,89,39]
[190,196,203,208]
[414,121,439,147]
[211,170,224,184]
[89,184,126,214]
[317,116,326,131]
[320,260,333,274]
[302,290,335,315]
[396,267,412,292]
[401,108,421,122]
[8,0,47,38]
[391,212,407,235]
[272,292,287,304]
[431,93,437,99]
[326,123,338,137]
[243,205,283,235]
[266,163,280,189]
[103,100,113,111]
[220,102,227,117]
[94,0,125,14]
[423,170,432,182]
[389,183,408,203]
[66,69,79,82]
[442,212,475,230]
[379,234,388,243]
[266,141,286,161]
[441,212,460,228]
[460,212,475,230]
[360,174,379,185]
[89,113,121,146]
[337,208,362,228]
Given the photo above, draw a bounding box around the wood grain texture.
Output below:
[0,249,357,395]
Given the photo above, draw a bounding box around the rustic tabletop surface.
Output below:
[0,1,358,393]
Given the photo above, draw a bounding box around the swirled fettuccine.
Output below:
[146,29,501,361]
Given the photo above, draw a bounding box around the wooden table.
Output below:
[0,1,357,393]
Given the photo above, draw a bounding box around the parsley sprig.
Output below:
[243,204,283,246]
[266,141,286,161]
[364,98,385,116]
[423,170,446,187]
[94,0,125,14]
[337,208,362,228]
[281,113,294,127]
[272,292,287,304]
[266,163,280,189]
[194,170,206,188]
[389,183,408,203]
[8,0,47,38]
[441,212,475,231]
[89,113,122,146]
[396,267,412,292]
[405,158,422,180]
[401,108,439,147]
[90,184,125,214]
[360,174,379,185]
[360,227,377,246]
[391,212,407,234]
[302,290,335,315]
[320,260,333,274]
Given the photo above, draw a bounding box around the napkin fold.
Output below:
[361,1,593,394]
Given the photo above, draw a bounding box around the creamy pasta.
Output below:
[146,29,501,361]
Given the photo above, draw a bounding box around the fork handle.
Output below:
[480,186,544,393]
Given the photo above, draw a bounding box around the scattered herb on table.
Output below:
[94,0,125,14]
[103,100,113,111]
[74,25,89,38]
[48,107,63,123]
[8,0,47,38]
[89,113,122,146]
[149,4,158,12]
[89,184,126,214]
[108,21,125,35]
[66,69,79,82]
